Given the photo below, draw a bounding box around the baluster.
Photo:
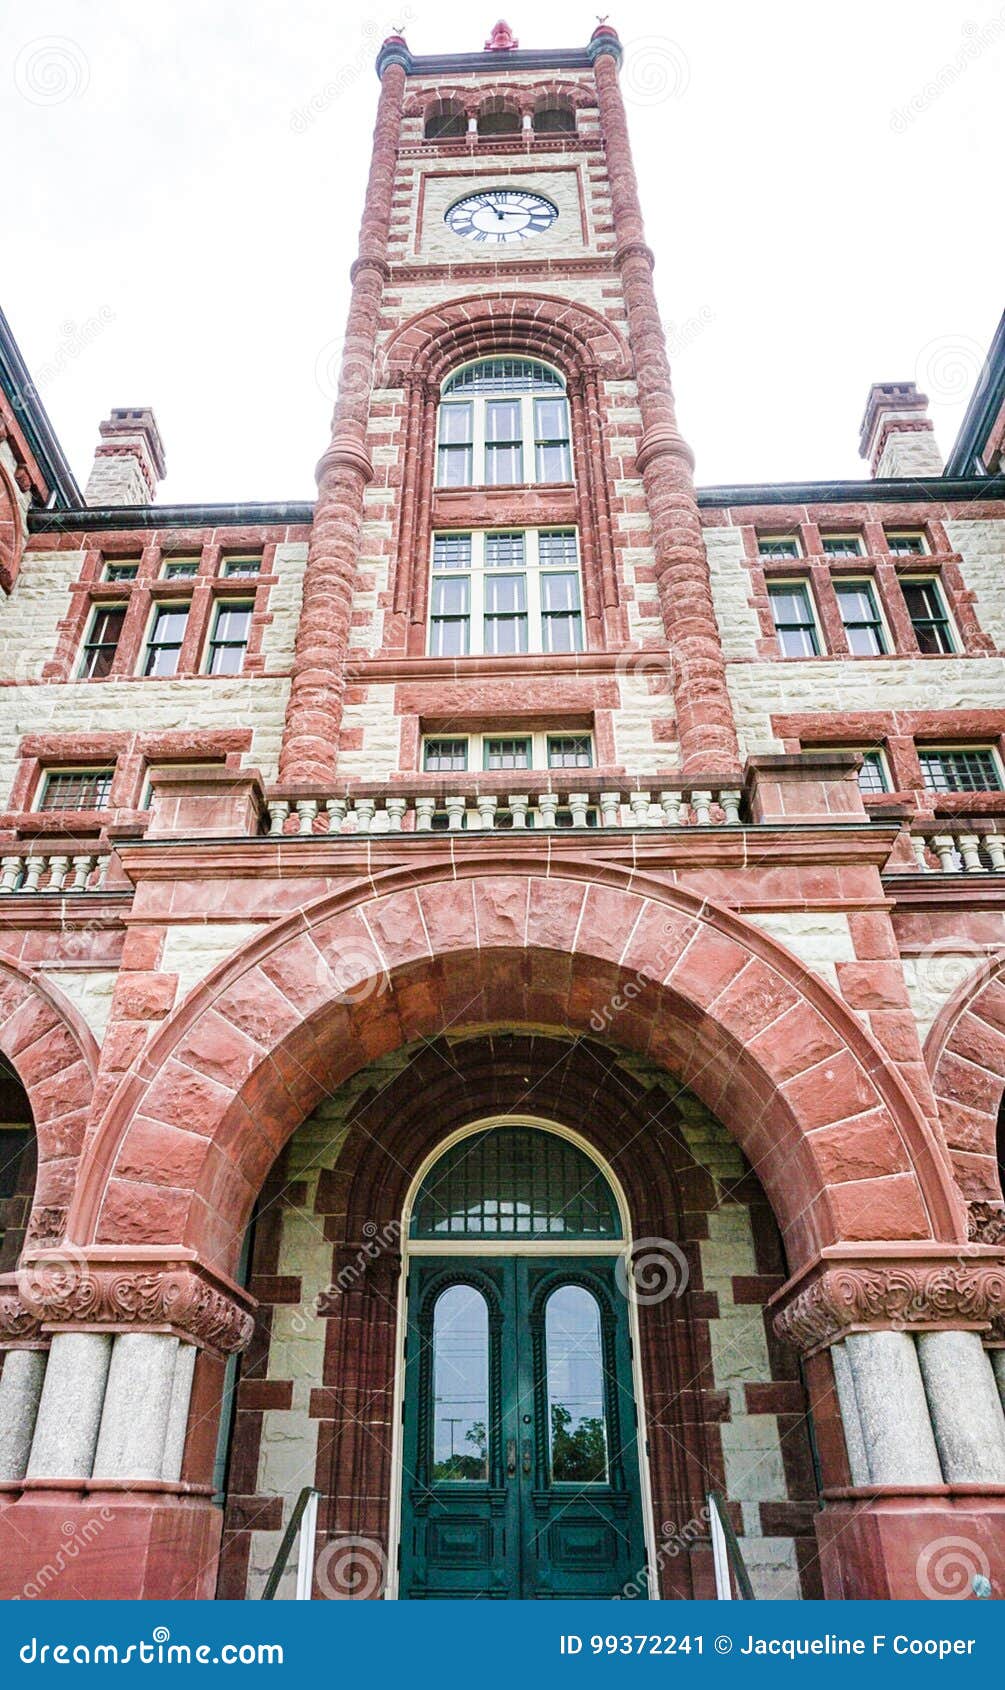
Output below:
[720,789,743,826]
[325,797,347,834]
[984,835,1005,873]
[267,799,289,836]
[47,854,70,892]
[445,795,466,832]
[568,792,590,828]
[295,799,317,835]
[537,792,559,829]
[910,833,931,871]
[415,798,436,832]
[354,797,376,834]
[509,794,529,829]
[71,854,95,891]
[628,790,652,827]
[0,855,23,894]
[93,855,109,890]
[958,834,985,874]
[386,798,407,833]
[931,834,959,873]
[600,791,622,829]
[690,790,713,827]
[476,796,497,831]
[658,790,682,827]
[24,855,45,893]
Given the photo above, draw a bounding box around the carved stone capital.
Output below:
[15,1249,256,1357]
[0,1278,42,1344]
[769,1246,1005,1355]
[967,1201,1005,1246]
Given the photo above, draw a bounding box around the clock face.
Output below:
[445,189,558,245]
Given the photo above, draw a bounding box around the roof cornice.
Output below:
[0,307,82,508]
[944,310,1005,477]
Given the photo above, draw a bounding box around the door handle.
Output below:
[506,1438,517,1478]
[521,1438,532,1476]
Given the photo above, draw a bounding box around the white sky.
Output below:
[5,0,1003,503]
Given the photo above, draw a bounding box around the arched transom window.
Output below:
[409,1125,622,1241]
[437,358,572,489]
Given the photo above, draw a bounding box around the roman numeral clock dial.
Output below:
[445,189,558,244]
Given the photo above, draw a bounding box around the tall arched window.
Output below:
[533,102,576,134]
[436,359,572,489]
[424,99,466,140]
[477,99,520,136]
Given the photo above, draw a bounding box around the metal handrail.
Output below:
[260,1487,319,1600]
[707,1490,755,1600]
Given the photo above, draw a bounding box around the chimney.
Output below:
[858,381,943,479]
[85,407,166,506]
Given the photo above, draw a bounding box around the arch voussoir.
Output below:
[74,865,964,1275]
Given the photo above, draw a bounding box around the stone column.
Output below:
[992,1349,1005,1417]
[0,1348,47,1481]
[92,1333,180,1481]
[26,1332,112,1480]
[917,1330,1005,1483]
[845,1330,942,1485]
[279,37,409,782]
[161,1342,198,1482]
[589,26,739,778]
[829,1340,870,1486]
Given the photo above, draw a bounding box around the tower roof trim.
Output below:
[376,44,598,77]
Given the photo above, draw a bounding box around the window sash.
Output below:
[769,584,820,657]
[429,530,583,657]
[103,561,139,581]
[822,537,863,558]
[143,605,190,676]
[548,735,593,768]
[207,605,252,675]
[758,538,801,561]
[39,768,115,811]
[162,560,200,579]
[223,557,262,578]
[835,581,886,656]
[483,737,532,770]
[918,749,1002,795]
[424,738,469,772]
[80,605,126,679]
[435,378,571,489]
[886,532,927,557]
[902,580,954,654]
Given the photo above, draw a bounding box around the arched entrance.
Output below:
[391,1118,652,1599]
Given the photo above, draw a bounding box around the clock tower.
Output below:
[278,18,740,790]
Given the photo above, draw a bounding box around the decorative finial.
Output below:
[485,19,519,51]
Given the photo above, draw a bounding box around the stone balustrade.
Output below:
[265,780,745,837]
[908,823,1005,874]
[0,850,109,895]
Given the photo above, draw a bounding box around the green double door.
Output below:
[399,1254,648,1599]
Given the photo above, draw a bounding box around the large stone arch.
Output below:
[0,958,98,1247]
[379,290,634,388]
[70,860,963,1275]
[925,951,1005,1228]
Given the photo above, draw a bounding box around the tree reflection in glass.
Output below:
[431,1284,489,1481]
[546,1284,609,1483]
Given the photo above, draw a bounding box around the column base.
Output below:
[0,1490,222,1600]
[816,1490,1005,1599]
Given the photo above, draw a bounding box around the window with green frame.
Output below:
[410,1125,622,1239]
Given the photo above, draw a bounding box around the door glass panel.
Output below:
[431,1284,489,1482]
[546,1285,608,1483]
